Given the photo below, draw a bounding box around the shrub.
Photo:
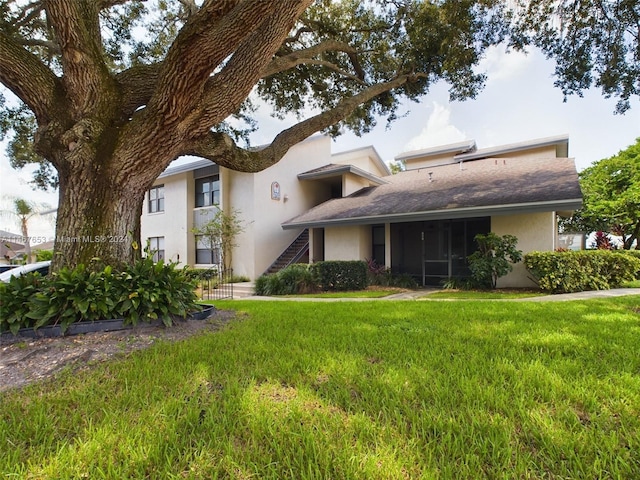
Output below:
[116,256,199,325]
[0,272,47,333]
[524,250,640,293]
[254,273,282,296]
[367,260,418,289]
[35,249,54,261]
[254,264,319,296]
[0,257,199,335]
[467,233,523,289]
[311,260,368,291]
[254,261,370,296]
[441,277,476,290]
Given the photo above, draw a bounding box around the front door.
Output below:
[422,221,450,285]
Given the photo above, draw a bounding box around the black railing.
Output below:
[195,267,234,300]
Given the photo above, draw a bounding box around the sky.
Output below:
[1,46,639,241]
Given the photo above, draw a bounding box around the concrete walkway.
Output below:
[510,288,640,302]
[232,283,640,302]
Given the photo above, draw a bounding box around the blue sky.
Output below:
[1,46,639,239]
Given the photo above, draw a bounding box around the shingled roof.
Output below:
[282,156,582,229]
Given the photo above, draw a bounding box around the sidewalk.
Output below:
[510,288,640,302]
[235,286,640,302]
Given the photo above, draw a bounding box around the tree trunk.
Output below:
[52,160,147,270]
[20,218,32,264]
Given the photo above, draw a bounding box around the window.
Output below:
[372,225,385,266]
[148,185,164,213]
[195,175,220,208]
[195,235,221,265]
[148,236,165,262]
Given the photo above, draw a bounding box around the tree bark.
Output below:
[52,160,146,269]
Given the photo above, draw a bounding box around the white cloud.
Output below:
[403,102,467,152]
[478,46,533,83]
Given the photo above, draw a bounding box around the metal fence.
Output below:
[196,267,234,300]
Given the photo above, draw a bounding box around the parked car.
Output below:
[0,261,51,282]
[0,265,19,274]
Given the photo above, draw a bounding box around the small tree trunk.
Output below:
[20,219,32,264]
[52,164,146,270]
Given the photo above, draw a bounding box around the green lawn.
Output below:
[423,289,545,300]
[284,289,401,298]
[2,297,639,479]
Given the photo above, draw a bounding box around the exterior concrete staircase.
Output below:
[264,229,309,275]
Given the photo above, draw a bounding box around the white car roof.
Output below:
[0,261,51,282]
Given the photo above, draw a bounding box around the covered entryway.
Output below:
[390,217,490,285]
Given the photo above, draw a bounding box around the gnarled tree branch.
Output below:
[147,0,278,123]
[115,63,162,118]
[179,0,314,136]
[44,0,113,117]
[263,39,365,80]
[0,30,61,122]
[185,73,423,173]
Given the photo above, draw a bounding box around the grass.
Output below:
[424,289,545,300]
[284,288,401,298]
[1,296,640,478]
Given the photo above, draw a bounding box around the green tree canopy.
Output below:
[511,0,640,114]
[564,139,640,250]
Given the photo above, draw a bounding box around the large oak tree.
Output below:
[1,0,637,270]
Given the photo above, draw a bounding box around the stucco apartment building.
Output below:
[141,134,582,288]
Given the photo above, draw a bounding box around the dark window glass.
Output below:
[371,225,385,266]
[195,175,220,207]
[148,185,165,213]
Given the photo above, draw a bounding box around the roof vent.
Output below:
[428,172,433,182]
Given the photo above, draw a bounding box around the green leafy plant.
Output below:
[35,249,54,261]
[0,272,46,334]
[255,264,319,296]
[525,250,640,293]
[467,233,523,289]
[367,260,418,289]
[0,257,199,334]
[311,260,368,292]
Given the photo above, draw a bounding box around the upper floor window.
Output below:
[148,185,164,213]
[195,175,220,207]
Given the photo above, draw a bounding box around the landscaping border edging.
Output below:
[0,305,217,342]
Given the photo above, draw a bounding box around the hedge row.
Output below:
[0,257,200,335]
[524,250,640,293]
[255,261,368,296]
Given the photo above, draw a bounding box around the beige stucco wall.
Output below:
[324,225,371,261]
[491,145,557,161]
[404,152,458,169]
[228,135,336,278]
[343,174,370,196]
[403,144,560,170]
[331,146,389,177]
[492,211,557,288]
[141,172,192,266]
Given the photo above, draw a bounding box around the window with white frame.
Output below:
[148,185,165,213]
[148,236,165,262]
